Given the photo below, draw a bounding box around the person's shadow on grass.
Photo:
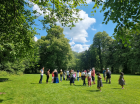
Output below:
[63,84,84,86]
[87,90,100,92]
[0,78,9,82]
[111,88,121,89]
[102,82,109,84]
[0,99,4,103]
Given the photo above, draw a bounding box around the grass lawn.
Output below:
[0,74,140,104]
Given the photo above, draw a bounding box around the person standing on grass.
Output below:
[66,70,69,80]
[46,69,50,83]
[97,73,103,92]
[52,71,54,83]
[63,70,66,80]
[90,69,92,83]
[79,71,81,80]
[87,70,91,87]
[82,70,86,86]
[118,72,125,89]
[74,72,76,80]
[91,67,95,84]
[39,67,44,84]
[106,68,111,84]
[60,69,63,82]
[77,70,79,81]
[103,68,106,81]
[53,69,59,83]
[70,69,76,85]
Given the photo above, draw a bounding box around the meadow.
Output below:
[0,74,140,104]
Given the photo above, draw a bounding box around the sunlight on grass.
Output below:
[0,74,140,104]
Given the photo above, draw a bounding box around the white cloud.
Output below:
[34,36,38,41]
[91,27,96,31]
[57,10,96,43]
[26,0,50,16]
[86,0,92,4]
[33,4,50,16]
[28,0,96,52]
[71,44,90,53]
[69,41,75,46]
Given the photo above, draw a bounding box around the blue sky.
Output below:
[29,0,117,53]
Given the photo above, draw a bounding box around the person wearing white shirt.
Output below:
[90,69,92,83]
[66,70,69,80]
[87,70,91,87]
[39,67,44,84]
[82,70,86,86]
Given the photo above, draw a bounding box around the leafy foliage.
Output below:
[30,0,87,29]
[36,26,73,72]
[0,0,39,74]
[91,0,140,44]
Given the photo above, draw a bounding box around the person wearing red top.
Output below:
[91,67,95,84]
[52,71,54,83]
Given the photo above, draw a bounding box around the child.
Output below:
[87,70,91,87]
[118,72,125,89]
[97,73,103,91]
[52,71,54,83]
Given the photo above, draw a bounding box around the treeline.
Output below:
[72,30,140,74]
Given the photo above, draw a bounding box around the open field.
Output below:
[0,74,140,104]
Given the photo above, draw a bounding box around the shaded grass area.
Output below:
[0,74,140,104]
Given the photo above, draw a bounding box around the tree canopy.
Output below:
[36,25,73,72]
[92,0,140,45]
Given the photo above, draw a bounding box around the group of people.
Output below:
[39,67,125,91]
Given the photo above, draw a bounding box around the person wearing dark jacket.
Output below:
[53,69,59,83]
[106,68,111,84]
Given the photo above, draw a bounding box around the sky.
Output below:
[29,0,117,53]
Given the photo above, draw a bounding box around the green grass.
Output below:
[0,74,140,104]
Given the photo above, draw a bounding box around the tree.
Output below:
[91,0,140,44]
[0,0,39,74]
[93,31,113,71]
[37,25,72,72]
[29,0,88,29]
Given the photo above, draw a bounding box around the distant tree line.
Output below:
[73,30,140,74]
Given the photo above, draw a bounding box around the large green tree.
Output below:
[93,31,113,71]
[0,0,39,73]
[92,0,140,45]
[37,26,72,72]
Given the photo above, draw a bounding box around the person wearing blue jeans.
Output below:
[39,67,44,84]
